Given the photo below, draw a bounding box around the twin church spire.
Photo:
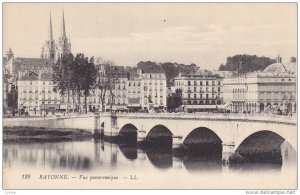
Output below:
[42,10,71,61]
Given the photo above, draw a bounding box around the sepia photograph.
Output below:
[2,2,297,190]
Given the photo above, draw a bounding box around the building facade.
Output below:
[100,65,167,112]
[223,57,296,113]
[174,72,223,112]
[17,72,61,115]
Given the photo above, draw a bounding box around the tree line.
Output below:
[218,54,276,73]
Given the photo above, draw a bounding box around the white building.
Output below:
[17,72,61,115]
[174,71,223,112]
[125,67,167,112]
[139,68,167,111]
[223,57,296,113]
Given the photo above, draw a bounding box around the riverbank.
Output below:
[3,126,93,142]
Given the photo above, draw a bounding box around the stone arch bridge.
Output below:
[3,112,296,163]
[98,113,296,162]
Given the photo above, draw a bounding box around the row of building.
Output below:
[3,12,297,115]
[173,55,296,113]
[5,53,296,115]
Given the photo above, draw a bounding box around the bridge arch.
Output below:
[183,127,223,153]
[235,130,295,154]
[119,123,138,134]
[183,127,223,145]
[146,125,173,139]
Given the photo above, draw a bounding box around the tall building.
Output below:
[17,71,61,115]
[174,71,223,112]
[41,11,71,61]
[138,64,167,111]
[223,56,296,114]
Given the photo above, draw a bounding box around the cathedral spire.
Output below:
[49,11,53,41]
[61,9,66,38]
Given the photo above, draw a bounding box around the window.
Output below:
[194,81,197,85]
[188,81,191,86]
[200,81,203,86]
[206,81,209,85]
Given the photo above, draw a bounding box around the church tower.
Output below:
[56,10,72,60]
[41,12,56,60]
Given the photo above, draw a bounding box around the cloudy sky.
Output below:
[3,3,297,70]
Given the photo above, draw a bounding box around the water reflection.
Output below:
[229,163,281,173]
[3,138,296,175]
[145,144,173,169]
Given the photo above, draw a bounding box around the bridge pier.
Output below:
[103,113,119,138]
[137,129,147,142]
[222,142,235,166]
[94,114,102,137]
[104,126,119,137]
[172,135,184,149]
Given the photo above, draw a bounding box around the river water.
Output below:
[3,137,297,189]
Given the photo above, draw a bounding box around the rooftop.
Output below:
[15,57,54,72]
[263,62,296,74]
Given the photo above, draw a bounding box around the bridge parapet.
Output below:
[100,112,296,125]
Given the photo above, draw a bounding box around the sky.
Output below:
[3,3,297,70]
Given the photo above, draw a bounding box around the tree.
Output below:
[290,57,297,63]
[95,60,117,112]
[52,53,76,113]
[81,56,97,113]
[167,89,182,111]
[218,54,276,73]
[160,62,180,86]
[73,53,97,113]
